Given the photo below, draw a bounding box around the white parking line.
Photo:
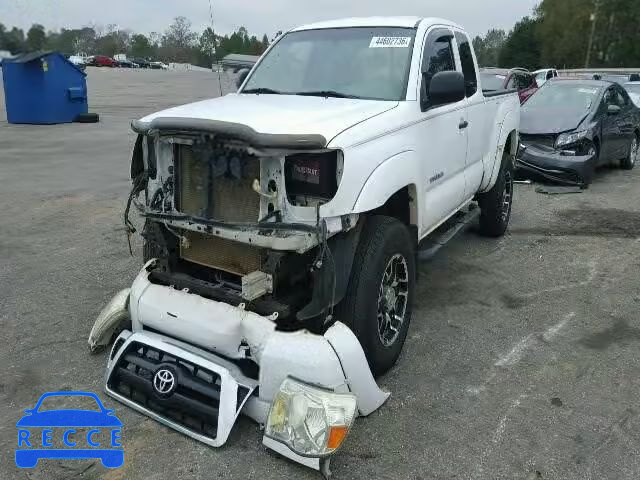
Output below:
[542,312,576,342]
[468,312,576,395]
[492,393,527,444]
[495,334,537,366]
[496,312,576,366]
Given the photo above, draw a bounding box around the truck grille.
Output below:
[176,144,260,223]
[180,231,263,276]
[108,342,235,441]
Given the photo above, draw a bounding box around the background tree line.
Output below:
[0,16,271,67]
[474,0,640,70]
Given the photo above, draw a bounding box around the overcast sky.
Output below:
[2,0,539,39]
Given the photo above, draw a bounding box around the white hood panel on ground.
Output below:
[139,94,398,143]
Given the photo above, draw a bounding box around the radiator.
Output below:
[180,230,263,276]
[177,144,260,223]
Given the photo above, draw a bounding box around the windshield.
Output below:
[624,84,640,107]
[242,27,416,101]
[480,73,506,91]
[523,83,601,112]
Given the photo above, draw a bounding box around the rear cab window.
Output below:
[455,31,477,97]
[480,73,507,91]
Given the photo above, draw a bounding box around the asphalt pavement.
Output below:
[1,68,640,480]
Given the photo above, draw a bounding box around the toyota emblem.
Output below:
[153,368,176,396]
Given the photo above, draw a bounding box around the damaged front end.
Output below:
[127,117,360,329]
[94,117,386,473]
[516,134,597,187]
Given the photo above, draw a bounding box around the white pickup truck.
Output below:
[90,16,519,475]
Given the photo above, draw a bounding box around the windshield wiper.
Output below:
[294,90,360,99]
[242,87,283,95]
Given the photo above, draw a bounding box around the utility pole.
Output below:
[208,0,218,70]
[585,0,600,68]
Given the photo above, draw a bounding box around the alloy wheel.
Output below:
[631,137,639,165]
[501,169,514,222]
[377,254,409,347]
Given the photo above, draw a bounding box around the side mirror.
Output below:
[236,69,250,89]
[423,71,466,109]
[608,104,621,115]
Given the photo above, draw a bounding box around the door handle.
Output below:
[459,120,469,130]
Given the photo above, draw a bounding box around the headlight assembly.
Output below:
[265,377,357,457]
[556,130,588,149]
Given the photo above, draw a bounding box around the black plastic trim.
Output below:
[483,89,518,98]
[132,117,327,150]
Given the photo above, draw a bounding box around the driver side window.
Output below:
[598,87,626,116]
[615,88,629,108]
[600,88,616,112]
[421,29,456,103]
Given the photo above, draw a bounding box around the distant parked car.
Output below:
[517,79,640,186]
[480,67,538,103]
[131,58,151,68]
[149,61,169,70]
[624,82,640,108]
[0,49,14,67]
[600,74,632,85]
[88,55,116,67]
[116,59,138,68]
[68,55,87,70]
[533,68,558,87]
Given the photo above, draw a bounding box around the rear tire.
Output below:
[337,216,416,377]
[621,133,639,170]
[478,148,514,237]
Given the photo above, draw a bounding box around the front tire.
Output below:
[477,148,514,237]
[621,133,639,170]
[337,216,415,377]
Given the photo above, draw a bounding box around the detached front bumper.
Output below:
[516,144,596,186]
[102,269,389,471]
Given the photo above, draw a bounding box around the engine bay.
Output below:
[126,130,358,334]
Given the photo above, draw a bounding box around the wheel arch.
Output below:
[481,123,518,193]
[351,151,420,239]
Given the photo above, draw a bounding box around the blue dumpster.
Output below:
[2,50,88,124]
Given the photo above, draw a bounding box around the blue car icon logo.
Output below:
[16,391,123,468]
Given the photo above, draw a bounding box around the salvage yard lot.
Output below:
[2,69,640,480]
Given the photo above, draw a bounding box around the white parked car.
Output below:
[624,82,640,108]
[534,68,559,87]
[91,16,520,474]
[68,55,87,68]
[149,61,169,70]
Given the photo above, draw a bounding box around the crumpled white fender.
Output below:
[88,288,130,352]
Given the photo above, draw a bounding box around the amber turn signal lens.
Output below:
[327,425,349,450]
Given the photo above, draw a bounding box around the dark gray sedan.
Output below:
[517,79,640,186]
